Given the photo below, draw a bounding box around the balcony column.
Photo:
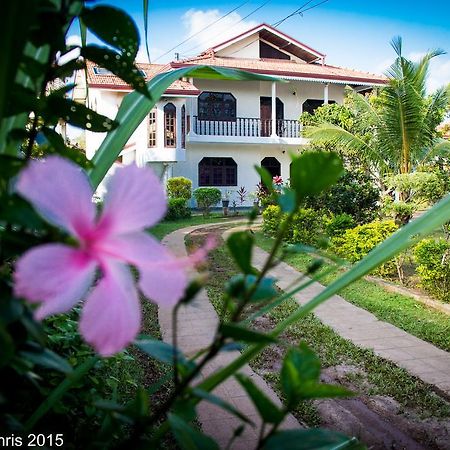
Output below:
[271,81,277,137]
[323,83,329,104]
[176,103,182,148]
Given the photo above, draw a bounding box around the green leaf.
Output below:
[263,429,363,450]
[247,275,278,302]
[227,231,255,274]
[281,343,320,407]
[6,85,38,117]
[80,45,149,99]
[0,155,25,178]
[168,413,220,450]
[143,0,151,63]
[43,95,118,132]
[0,326,15,367]
[89,66,282,188]
[41,127,93,169]
[191,388,253,424]
[226,274,277,302]
[278,188,297,213]
[134,337,185,366]
[24,356,99,431]
[290,151,344,201]
[220,323,276,344]
[255,165,274,192]
[235,374,284,424]
[81,6,140,59]
[20,347,73,374]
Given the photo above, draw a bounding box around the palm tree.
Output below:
[304,37,450,183]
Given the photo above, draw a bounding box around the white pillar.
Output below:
[324,83,329,104]
[271,81,277,137]
[176,103,182,148]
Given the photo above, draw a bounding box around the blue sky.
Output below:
[71,0,450,91]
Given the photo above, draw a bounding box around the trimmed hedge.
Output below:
[262,205,322,246]
[414,239,450,302]
[167,177,192,201]
[193,187,221,215]
[331,220,398,277]
[165,198,191,221]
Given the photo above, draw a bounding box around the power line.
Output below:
[181,0,272,57]
[226,0,329,58]
[153,1,251,62]
[272,0,330,28]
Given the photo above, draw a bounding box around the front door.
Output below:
[260,97,284,137]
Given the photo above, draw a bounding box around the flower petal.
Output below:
[98,232,188,307]
[16,156,96,237]
[99,164,167,235]
[79,261,141,356]
[14,244,96,320]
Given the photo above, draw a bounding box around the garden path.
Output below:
[159,223,300,449]
[223,225,450,397]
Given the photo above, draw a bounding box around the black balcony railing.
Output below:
[192,116,302,138]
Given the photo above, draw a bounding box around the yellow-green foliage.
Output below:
[262,205,322,246]
[414,239,450,302]
[166,177,192,201]
[332,220,398,276]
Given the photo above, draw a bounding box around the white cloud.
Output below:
[373,52,450,94]
[181,9,258,56]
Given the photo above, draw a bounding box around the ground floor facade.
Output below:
[160,143,303,207]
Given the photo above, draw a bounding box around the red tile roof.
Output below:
[85,61,201,95]
[172,55,387,86]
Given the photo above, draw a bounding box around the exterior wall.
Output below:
[191,78,345,122]
[216,35,260,59]
[172,143,301,207]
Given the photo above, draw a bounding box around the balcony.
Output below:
[188,116,307,146]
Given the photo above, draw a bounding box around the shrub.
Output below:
[166,177,192,201]
[262,205,322,246]
[165,198,191,220]
[262,205,283,235]
[332,220,398,276]
[323,213,355,237]
[193,187,221,215]
[414,239,450,302]
[305,170,379,224]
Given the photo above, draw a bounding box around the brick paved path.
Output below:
[223,226,450,397]
[159,224,299,449]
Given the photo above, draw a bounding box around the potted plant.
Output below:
[221,190,233,208]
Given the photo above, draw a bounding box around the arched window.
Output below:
[181,104,186,149]
[198,92,236,121]
[261,157,281,178]
[164,103,176,147]
[302,99,336,115]
[148,108,157,147]
[199,157,237,186]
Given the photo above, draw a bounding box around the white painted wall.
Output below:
[173,143,302,207]
[216,35,260,59]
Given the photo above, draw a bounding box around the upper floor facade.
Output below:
[74,23,386,166]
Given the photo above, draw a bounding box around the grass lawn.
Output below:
[255,232,450,352]
[188,229,450,440]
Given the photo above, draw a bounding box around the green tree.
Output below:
[305,37,450,182]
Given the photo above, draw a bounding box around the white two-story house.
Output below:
[74,23,386,205]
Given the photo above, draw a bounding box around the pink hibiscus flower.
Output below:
[272,175,283,186]
[14,156,202,356]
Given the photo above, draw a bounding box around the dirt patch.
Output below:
[187,226,450,450]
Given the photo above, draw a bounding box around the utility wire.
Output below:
[272,0,330,28]
[153,0,251,62]
[226,0,329,58]
[181,0,273,57]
